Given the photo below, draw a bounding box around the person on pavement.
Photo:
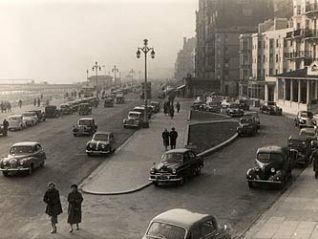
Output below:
[2,119,9,136]
[312,145,318,179]
[43,182,63,234]
[176,101,180,113]
[169,106,175,119]
[18,99,22,108]
[169,127,178,149]
[162,129,170,151]
[67,184,83,233]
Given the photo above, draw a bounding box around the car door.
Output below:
[110,133,115,148]
[36,144,45,166]
[189,218,218,239]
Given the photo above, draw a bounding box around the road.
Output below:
[0,100,302,239]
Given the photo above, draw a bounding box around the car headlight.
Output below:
[101,144,106,148]
[172,168,177,174]
[89,143,94,148]
[3,161,7,166]
[271,167,275,173]
[150,168,155,174]
[19,160,24,166]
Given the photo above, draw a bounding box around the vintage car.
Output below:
[191,101,205,111]
[72,118,97,136]
[22,112,38,127]
[0,124,7,136]
[8,115,25,131]
[115,93,125,104]
[86,131,115,155]
[237,116,258,136]
[150,101,160,113]
[226,104,244,117]
[142,209,231,239]
[245,112,261,129]
[59,103,73,115]
[123,111,144,128]
[133,106,152,119]
[288,135,313,167]
[237,99,250,111]
[149,148,204,186]
[28,110,46,122]
[104,97,114,107]
[294,111,316,128]
[260,101,282,115]
[78,103,92,115]
[299,127,317,141]
[0,142,46,176]
[45,105,60,118]
[246,146,296,189]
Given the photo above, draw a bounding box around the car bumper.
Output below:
[247,178,283,184]
[149,175,182,182]
[123,123,140,128]
[0,167,30,172]
[86,149,111,154]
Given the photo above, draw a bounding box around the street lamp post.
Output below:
[112,65,119,86]
[129,68,135,86]
[102,65,107,90]
[92,61,101,95]
[136,39,155,128]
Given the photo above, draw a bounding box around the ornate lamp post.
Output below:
[92,61,101,94]
[129,68,135,86]
[112,65,119,86]
[136,39,155,128]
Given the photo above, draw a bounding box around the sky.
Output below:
[0,0,197,84]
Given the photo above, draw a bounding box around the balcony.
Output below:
[285,51,313,60]
[305,3,318,18]
[304,29,318,40]
[285,29,304,39]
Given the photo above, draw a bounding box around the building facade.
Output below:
[174,37,196,83]
[88,75,113,90]
[195,0,274,96]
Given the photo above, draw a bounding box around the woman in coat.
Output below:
[43,182,63,234]
[67,184,83,233]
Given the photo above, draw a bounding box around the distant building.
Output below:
[174,37,196,82]
[195,0,275,96]
[273,0,293,18]
[88,75,113,90]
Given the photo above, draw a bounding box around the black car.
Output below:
[294,111,316,128]
[238,99,250,111]
[60,103,73,115]
[260,101,282,115]
[237,116,258,136]
[104,98,114,107]
[44,105,60,118]
[73,118,97,136]
[149,148,204,186]
[150,101,160,113]
[246,146,297,189]
[226,104,244,117]
[79,103,92,115]
[288,135,313,167]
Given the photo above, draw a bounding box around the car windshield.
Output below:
[10,146,34,154]
[257,153,283,164]
[94,134,109,141]
[78,120,93,126]
[301,112,313,118]
[9,117,20,121]
[300,131,315,137]
[129,113,141,119]
[134,108,145,113]
[161,153,183,164]
[240,118,252,124]
[22,113,35,117]
[146,222,185,239]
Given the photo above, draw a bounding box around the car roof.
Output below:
[129,111,142,115]
[288,135,309,141]
[12,142,39,147]
[257,145,285,154]
[79,117,94,121]
[8,114,22,118]
[165,148,190,154]
[134,106,145,109]
[152,209,212,230]
[300,128,316,133]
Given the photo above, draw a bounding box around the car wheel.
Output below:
[248,181,255,188]
[153,182,159,187]
[28,165,34,175]
[40,160,45,168]
[2,171,9,177]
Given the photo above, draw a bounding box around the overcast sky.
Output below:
[0,0,197,83]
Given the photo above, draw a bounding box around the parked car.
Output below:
[294,111,316,128]
[149,148,204,186]
[59,103,73,115]
[299,127,318,141]
[8,115,25,131]
[260,101,282,115]
[246,146,297,189]
[0,142,46,176]
[79,103,92,115]
[22,112,38,126]
[28,110,46,122]
[72,118,97,136]
[86,131,115,155]
[115,93,125,104]
[0,124,8,136]
[288,135,313,167]
[150,101,160,113]
[142,209,231,239]
[237,99,250,111]
[123,111,144,128]
[226,104,244,117]
[245,111,260,129]
[237,116,258,136]
[205,102,221,113]
[191,101,205,111]
[45,105,60,118]
[104,97,114,107]
[133,106,152,119]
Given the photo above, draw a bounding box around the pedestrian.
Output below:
[18,99,22,108]
[163,102,168,116]
[37,98,41,107]
[169,106,175,119]
[0,101,4,113]
[33,98,37,106]
[169,127,178,149]
[2,119,9,136]
[176,101,180,113]
[312,145,318,179]
[162,128,170,151]
[67,184,83,233]
[43,182,63,234]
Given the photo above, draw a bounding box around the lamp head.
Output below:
[143,39,148,46]
[151,49,155,59]
[136,49,141,58]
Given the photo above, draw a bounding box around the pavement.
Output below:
[80,99,193,195]
[243,166,318,239]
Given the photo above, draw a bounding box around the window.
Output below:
[276,39,279,48]
[276,54,279,62]
[297,5,301,15]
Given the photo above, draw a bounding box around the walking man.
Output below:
[67,184,83,233]
[169,106,175,119]
[169,127,178,149]
[18,99,22,108]
[176,101,180,113]
[162,129,170,151]
[313,146,318,179]
[3,119,9,136]
[43,182,63,234]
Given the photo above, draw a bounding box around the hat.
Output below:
[172,127,175,130]
[48,182,56,187]
[71,184,78,189]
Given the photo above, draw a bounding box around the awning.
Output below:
[176,84,186,90]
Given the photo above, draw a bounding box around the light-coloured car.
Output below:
[86,131,115,155]
[142,209,231,239]
[299,127,317,140]
[8,115,25,131]
[123,111,144,128]
[22,112,38,127]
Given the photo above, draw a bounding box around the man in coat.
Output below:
[67,184,83,233]
[43,182,63,234]
[2,119,9,136]
[162,129,170,151]
[312,147,318,179]
[169,127,178,149]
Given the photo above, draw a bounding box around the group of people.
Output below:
[163,101,180,119]
[162,127,178,151]
[43,182,83,234]
[33,98,41,107]
[0,101,11,113]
